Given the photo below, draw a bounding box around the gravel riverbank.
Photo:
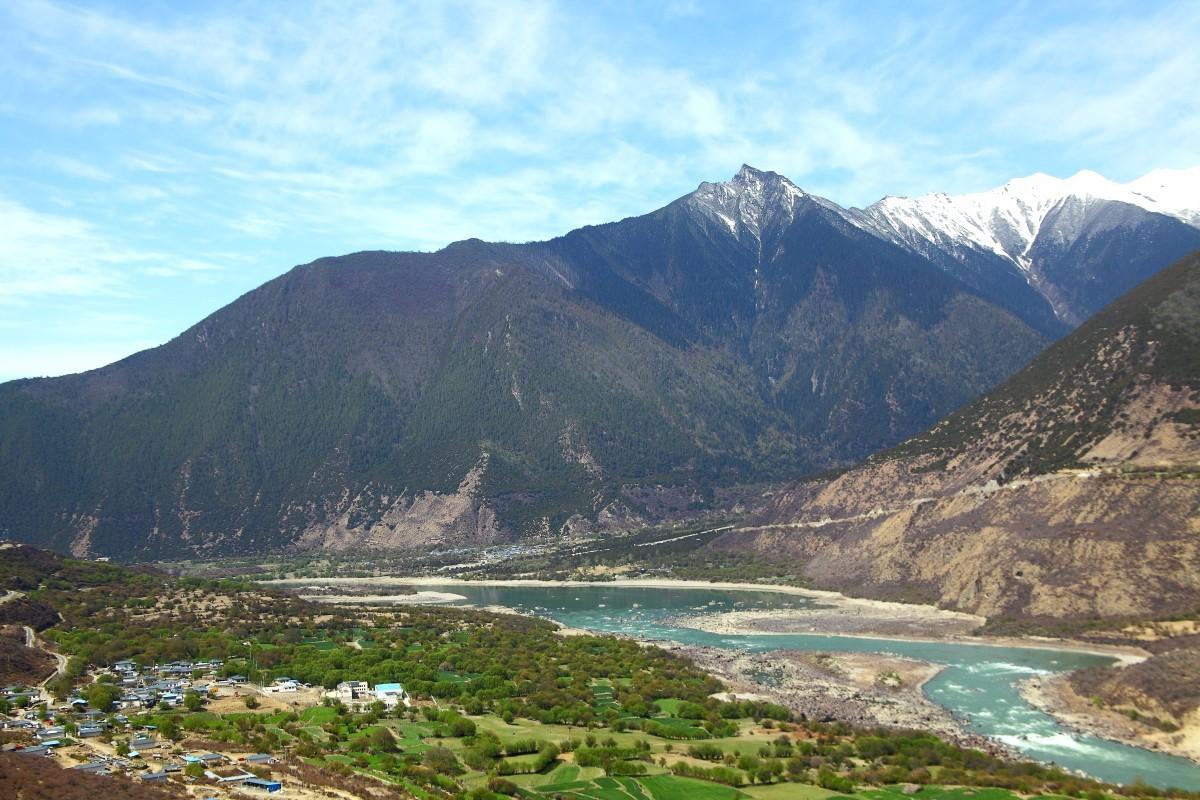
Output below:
[664,643,1011,758]
[1021,674,1200,765]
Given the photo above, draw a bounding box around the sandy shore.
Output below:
[672,604,982,638]
[679,608,1149,664]
[297,590,466,605]
[269,574,1148,662]
[267,574,925,606]
[1022,674,1200,764]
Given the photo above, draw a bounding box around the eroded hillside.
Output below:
[714,250,1200,620]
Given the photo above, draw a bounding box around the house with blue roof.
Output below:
[373,682,409,708]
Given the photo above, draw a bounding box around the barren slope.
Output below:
[714,249,1200,620]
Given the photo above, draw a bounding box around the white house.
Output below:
[333,681,370,705]
[264,679,300,694]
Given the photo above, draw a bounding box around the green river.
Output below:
[403,582,1200,790]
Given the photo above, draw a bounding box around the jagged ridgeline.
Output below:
[1,167,1197,558]
[722,250,1200,619]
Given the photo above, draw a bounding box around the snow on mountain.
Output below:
[676,164,1199,332]
[854,168,1200,273]
[685,164,811,244]
[1127,167,1200,226]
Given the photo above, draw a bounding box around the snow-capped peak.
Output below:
[686,164,809,242]
[1126,166,1200,225]
[856,167,1200,271]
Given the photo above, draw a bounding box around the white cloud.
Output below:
[36,154,111,181]
[0,197,156,302]
[143,258,224,278]
[0,0,1197,382]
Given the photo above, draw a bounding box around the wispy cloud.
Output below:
[0,0,1196,378]
[0,197,150,302]
[35,154,111,182]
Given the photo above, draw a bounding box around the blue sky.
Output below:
[1,0,1197,380]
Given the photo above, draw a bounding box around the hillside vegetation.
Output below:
[714,249,1200,621]
[0,171,1056,559]
[6,544,1183,799]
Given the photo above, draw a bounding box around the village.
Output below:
[2,655,409,796]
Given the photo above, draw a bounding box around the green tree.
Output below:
[422,746,461,775]
[369,726,397,753]
[83,682,122,712]
[159,718,181,742]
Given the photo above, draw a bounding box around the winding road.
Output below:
[0,587,66,708]
[6,589,67,680]
[7,587,69,702]
[22,625,68,701]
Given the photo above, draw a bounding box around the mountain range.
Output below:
[1,165,1197,560]
[716,248,1200,620]
[855,167,1200,328]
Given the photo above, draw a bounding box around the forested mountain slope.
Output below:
[715,250,1200,620]
[1,167,1195,559]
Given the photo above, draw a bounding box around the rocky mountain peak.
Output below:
[686,164,809,243]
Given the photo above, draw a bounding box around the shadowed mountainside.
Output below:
[715,249,1200,620]
[2,166,1196,560]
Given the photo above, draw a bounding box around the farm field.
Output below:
[531,774,743,800]
[1,545,1185,800]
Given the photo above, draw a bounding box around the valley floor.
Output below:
[276,574,1184,775]
[269,575,1151,662]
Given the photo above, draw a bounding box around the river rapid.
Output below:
[358,581,1200,790]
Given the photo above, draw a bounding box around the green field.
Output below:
[506,762,607,790]
[533,774,743,800]
[741,784,839,800]
[654,699,683,715]
[642,715,710,739]
[532,777,739,800]
[593,678,620,711]
[832,789,1069,800]
[299,705,338,724]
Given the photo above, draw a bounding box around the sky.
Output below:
[1,0,1198,381]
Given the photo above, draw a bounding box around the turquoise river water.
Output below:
[406,583,1200,789]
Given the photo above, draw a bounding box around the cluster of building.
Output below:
[3,662,406,795]
[2,712,282,794]
[2,701,131,746]
[330,680,410,709]
[106,658,234,709]
[2,658,233,751]
[142,752,282,793]
[261,676,305,693]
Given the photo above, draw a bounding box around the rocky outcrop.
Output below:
[676,644,1008,756]
[293,456,505,551]
[720,471,1200,618]
[714,251,1200,620]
